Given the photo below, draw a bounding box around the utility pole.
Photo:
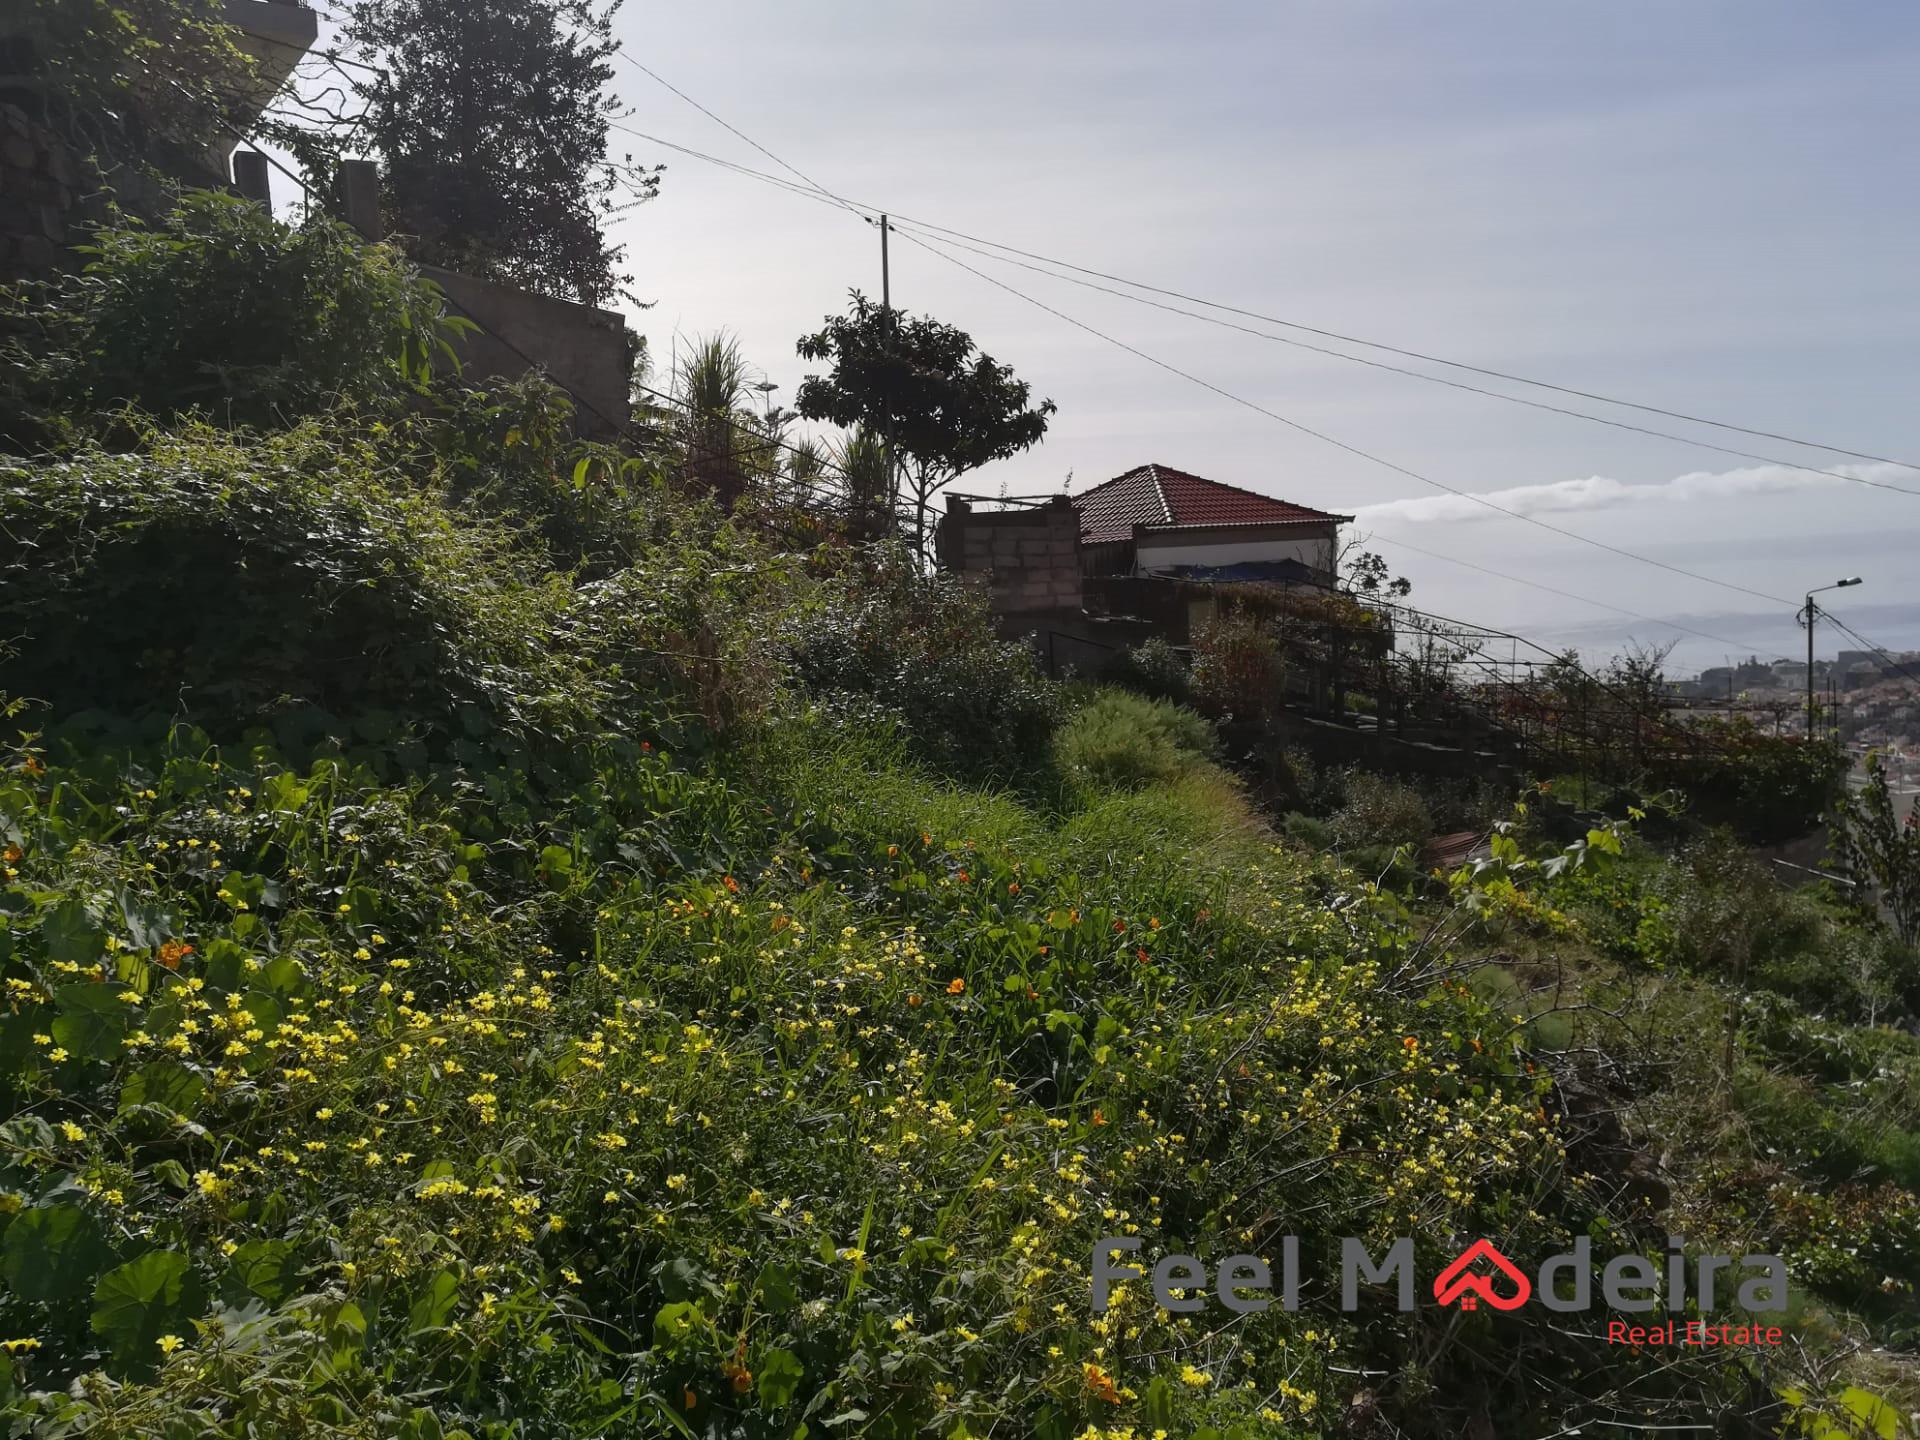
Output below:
[879,214,891,315]
[1803,577,1865,737]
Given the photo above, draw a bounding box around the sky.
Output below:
[323,1,1920,675]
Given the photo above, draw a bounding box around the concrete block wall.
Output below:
[420,263,632,439]
[0,103,96,281]
[940,495,1083,616]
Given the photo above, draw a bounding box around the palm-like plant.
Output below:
[678,332,750,508]
[838,426,895,542]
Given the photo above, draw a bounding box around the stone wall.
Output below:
[938,495,1083,617]
[0,103,95,281]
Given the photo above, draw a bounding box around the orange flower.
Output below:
[1007,881,1020,895]
[1091,1108,1107,1127]
[906,993,923,1008]
[887,844,898,857]
[722,875,739,893]
[157,940,194,971]
[1135,948,1150,964]
[1084,1362,1121,1404]
[2,844,21,864]
[945,977,965,996]
[683,1388,698,1411]
[1111,919,1126,934]
[956,870,970,883]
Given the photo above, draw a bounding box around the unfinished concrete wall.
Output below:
[0,103,89,280]
[939,495,1083,617]
[420,264,632,438]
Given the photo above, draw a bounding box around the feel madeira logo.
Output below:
[1093,1235,1789,1348]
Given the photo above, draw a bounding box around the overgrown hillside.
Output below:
[1,199,1917,1440]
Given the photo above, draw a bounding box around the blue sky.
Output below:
[419,3,1920,671]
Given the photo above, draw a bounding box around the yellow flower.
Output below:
[58,1121,86,1143]
[1178,1364,1211,1388]
[1,1338,41,1354]
[157,1334,183,1355]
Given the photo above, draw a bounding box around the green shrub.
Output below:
[1,192,465,448]
[780,550,1060,785]
[1189,607,1281,722]
[1052,689,1216,795]
[1102,636,1190,703]
[0,429,593,755]
[1282,811,1335,851]
[1329,769,1432,852]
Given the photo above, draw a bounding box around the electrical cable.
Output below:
[890,223,1799,611]
[602,121,1920,478]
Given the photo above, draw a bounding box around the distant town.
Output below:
[1672,649,1920,802]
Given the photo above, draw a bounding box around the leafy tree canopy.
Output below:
[795,291,1055,545]
[337,0,658,306]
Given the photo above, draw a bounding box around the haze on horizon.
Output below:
[601,2,1920,675]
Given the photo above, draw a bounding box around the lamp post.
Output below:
[1802,577,1864,738]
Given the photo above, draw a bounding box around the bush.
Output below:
[1,192,464,448]
[0,429,593,756]
[1053,689,1216,794]
[1189,608,1281,722]
[780,550,1061,785]
[1102,636,1190,703]
[1281,811,1335,851]
[1329,769,1432,852]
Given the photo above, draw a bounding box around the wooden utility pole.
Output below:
[879,214,891,314]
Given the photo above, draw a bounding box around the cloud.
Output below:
[1351,461,1908,527]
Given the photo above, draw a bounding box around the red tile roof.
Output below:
[1074,464,1351,546]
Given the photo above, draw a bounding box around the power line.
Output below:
[880,217,1920,501]
[611,77,1805,634]
[1357,533,1758,652]
[890,223,1798,611]
[1820,612,1920,689]
[612,56,867,223]
[602,121,1920,483]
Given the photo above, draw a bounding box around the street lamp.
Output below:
[1802,577,1864,737]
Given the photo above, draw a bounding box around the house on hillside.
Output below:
[1075,463,1350,584]
[937,462,1367,675]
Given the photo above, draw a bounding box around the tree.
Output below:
[1832,751,1920,946]
[795,292,1056,557]
[336,0,659,306]
[1342,547,1411,598]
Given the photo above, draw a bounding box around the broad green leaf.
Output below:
[756,1346,805,1407]
[408,1266,461,1333]
[223,1238,300,1305]
[3,1203,107,1303]
[41,898,104,965]
[92,1250,199,1365]
[52,983,132,1062]
[120,1059,206,1117]
[652,1299,703,1349]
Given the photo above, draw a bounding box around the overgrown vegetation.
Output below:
[2,197,1916,1440]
